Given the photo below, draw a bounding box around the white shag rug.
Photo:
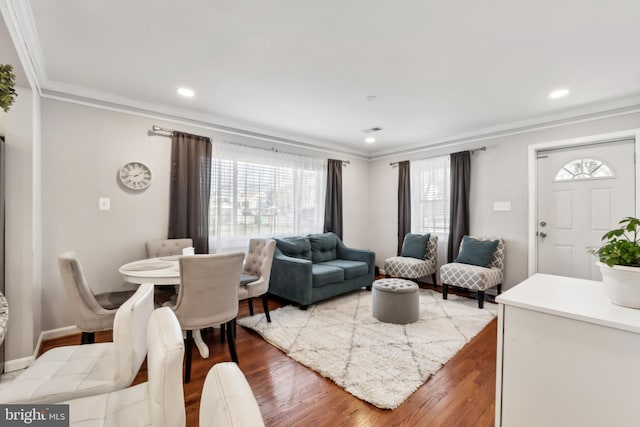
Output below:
[237,288,497,409]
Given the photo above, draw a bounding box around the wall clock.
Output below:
[119,161,152,191]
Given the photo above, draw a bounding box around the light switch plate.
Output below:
[493,201,511,211]
[99,197,111,211]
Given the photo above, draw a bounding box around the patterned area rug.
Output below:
[237,289,497,409]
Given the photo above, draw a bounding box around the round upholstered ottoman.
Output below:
[372,278,419,324]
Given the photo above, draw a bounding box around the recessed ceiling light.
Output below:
[365,137,376,144]
[549,89,569,99]
[177,87,195,97]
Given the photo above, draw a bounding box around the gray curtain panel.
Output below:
[324,159,343,239]
[397,161,411,255]
[447,151,471,262]
[168,131,212,254]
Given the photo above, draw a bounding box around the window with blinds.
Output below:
[209,147,325,252]
[411,155,450,234]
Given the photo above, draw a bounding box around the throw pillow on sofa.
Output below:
[276,237,312,260]
[401,233,430,259]
[309,233,338,263]
[455,236,499,268]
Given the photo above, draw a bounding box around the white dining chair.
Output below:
[58,251,137,344]
[165,253,245,383]
[239,238,276,322]
[61,307,186,426]
[0,283,154,404]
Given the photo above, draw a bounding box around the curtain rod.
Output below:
[151,125,350,165]
[151,125,174,134]
[389,146,486,166]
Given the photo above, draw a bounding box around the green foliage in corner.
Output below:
[589,217,640,267]
[0,64,18,113]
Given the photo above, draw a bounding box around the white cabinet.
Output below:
[495,274,640,427]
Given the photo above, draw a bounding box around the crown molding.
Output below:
[0,0,45,92]
[43,76,640,163]
[5,0,640,162]
[41,83,370,160]
[368,95,640,160]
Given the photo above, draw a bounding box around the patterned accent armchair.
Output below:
[383,234,438,285]
[440,237,505,308]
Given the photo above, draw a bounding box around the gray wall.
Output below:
[8,95,640,360]
[40,98,370,334]
[0,86,41,361]
[368,111,640,291]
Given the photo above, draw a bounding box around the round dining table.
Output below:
[118,255,211,358]
[119,255,258,360]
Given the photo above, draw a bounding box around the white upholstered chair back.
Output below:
[199,362,265,427]
[112,283,155,386]
[242,239,276,297]
[58,251,116,332]
[173,253,244,330]
[147,307,186,427]
[146,238,193,258]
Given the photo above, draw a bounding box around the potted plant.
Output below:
[0,64,18,113]
[590,216,640,308]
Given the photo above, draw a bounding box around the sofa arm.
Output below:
[269,249,313,305]
[199,362,265,427]
[337,241,375,267]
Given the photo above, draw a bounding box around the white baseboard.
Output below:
[39,325,80,341]
[4,356,34,372]
[3,325,80,373]
[34,325,80,356]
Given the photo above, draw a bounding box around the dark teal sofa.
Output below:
[268,232,375,308]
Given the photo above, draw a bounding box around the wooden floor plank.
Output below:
[38,288,497,426]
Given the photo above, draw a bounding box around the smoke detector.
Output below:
[363,126,383,134]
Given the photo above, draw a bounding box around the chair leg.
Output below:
[478,291,485,309]
[497,283,502,295]
[432,273,438,286]
[226,319,239,364]
[184,330,193,383]
[443,284,448,300]
[262,294,271,322]
[81,332,95,345]
[248,298,254,316]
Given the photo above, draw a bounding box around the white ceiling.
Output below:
[6,0,640,157]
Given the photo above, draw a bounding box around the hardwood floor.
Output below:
[39,287,498,427]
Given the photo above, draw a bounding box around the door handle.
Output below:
[539,232,547,238]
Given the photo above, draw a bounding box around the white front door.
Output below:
[537,140,635,280]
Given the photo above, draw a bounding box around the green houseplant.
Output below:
[0,64,18,113]
[590,217,640,309]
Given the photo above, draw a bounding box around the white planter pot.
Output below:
[597,262,640,309]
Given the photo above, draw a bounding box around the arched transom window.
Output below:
[554,158,614,181]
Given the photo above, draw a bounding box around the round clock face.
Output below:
[119,161,152,191]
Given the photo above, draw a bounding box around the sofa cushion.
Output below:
[309,233,338,263]
[401,233,430,259]
[276,237,312,261]
[455,236,499,268]
[311,264,344,288]
[318,260,369,280]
